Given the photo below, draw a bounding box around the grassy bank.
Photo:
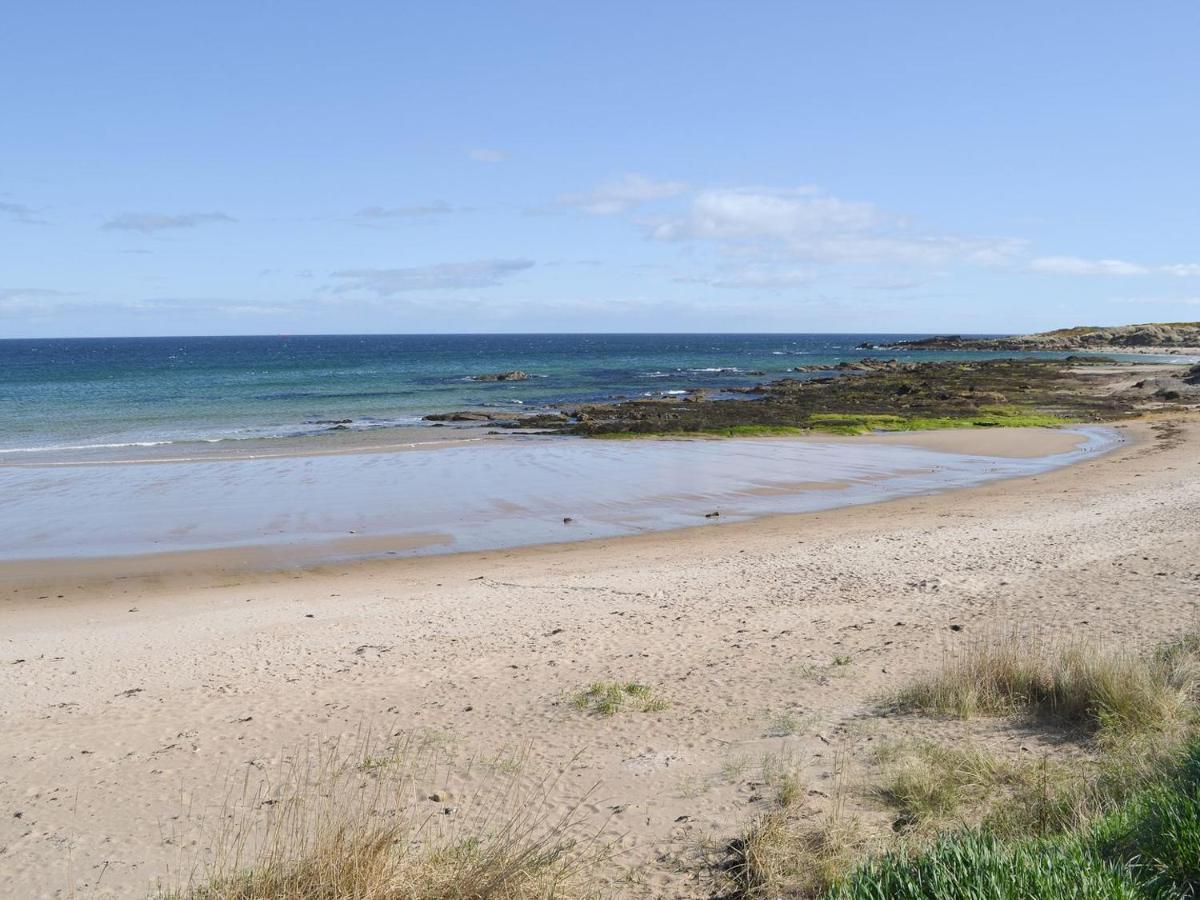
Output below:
[826,744,1200,898]
[728,631,1200,898]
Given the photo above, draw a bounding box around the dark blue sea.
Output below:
[0,333,1089,454]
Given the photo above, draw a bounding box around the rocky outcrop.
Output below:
[469,370,532,382]
[792,358,913,374]
[424,411,495,422]
[423,410,571,428]
[881,323,1200,352]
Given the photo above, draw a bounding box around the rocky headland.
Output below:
[875,322,1200,352]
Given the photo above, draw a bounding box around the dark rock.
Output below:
[423,411,494,422]
[469,370,532,382]
[705,511,720,518]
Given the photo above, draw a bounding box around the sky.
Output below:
[2,1,1199,338]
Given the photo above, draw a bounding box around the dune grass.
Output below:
[892,631,1200,735]
[726,753,863,898]
[160,734,606,900]
[723,631,1200,898]
[568,681,668,716]
[874,742,1036,833]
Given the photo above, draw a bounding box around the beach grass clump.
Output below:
[569,681,668,717]
[724,752,862,897]
[161,734,605,900]
[875,743,1031,832]
[893,631,1200,735]
[728,803,863,898]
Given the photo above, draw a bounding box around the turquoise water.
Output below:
[0,333,1131,455]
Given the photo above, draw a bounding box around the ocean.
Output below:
[0,332,1087,457]
[0,333,1133,564]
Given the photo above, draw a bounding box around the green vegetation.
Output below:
[569,681,668,716]
[587,408,1072,440]
[827,741,1200,898]
[725,632,1200,898]
[552,358,1144,438]
[826,831,1143,899]
[808,407,1072,435]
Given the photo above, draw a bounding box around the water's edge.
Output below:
[0,426,1124,571]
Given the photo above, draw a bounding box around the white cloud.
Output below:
[649,186,1020,266]
[1108,296,1200,307]
[1030,256,1148,276]
[675,267,817,290]
[354,202,456,219]
[330,259,534,296]
[0,289,291,319]
[0,288,72,317]
[652,186,878,241]
[559,173,688,216]
[101,211,236,233]
[1031,257,1200,277]
[468,148,506,163]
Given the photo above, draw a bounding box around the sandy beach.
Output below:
[1,416,1198,898]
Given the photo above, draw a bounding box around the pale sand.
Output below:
[1,417,1198,897]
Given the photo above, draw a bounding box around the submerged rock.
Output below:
[469,370,532,382]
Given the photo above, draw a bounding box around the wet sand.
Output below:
[0,426,1112,569]
[1,417,1197,897]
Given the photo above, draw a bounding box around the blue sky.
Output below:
[2,1,1199,337]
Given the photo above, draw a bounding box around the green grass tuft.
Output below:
[569,681,668,716]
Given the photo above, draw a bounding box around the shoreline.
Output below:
[0,424,1118,587]
[1,414,1196,897]
[2,351,1190,470]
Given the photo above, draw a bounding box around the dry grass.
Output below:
[726,752,863,898]
[893,630,1200,734]
[875,742,1035,832]
[730,807,862,898]
[161,733,607,900]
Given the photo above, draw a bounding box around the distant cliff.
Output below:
[879,322,1200,352]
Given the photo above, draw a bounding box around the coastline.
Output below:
[0,424,1117,582]
[2,413,1197,898]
